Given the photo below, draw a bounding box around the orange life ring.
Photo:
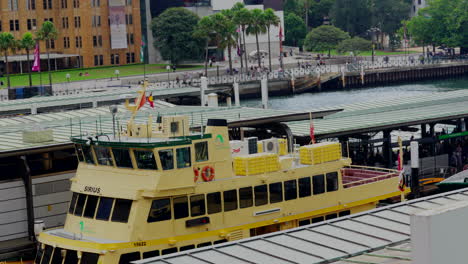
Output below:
[201,166,215,182]
[194,168,199,182]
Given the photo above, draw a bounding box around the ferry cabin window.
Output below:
[40,245,53,264]
[339,210,351,217]
[269,182,283,203]
[223,190,238,211]
[94,146,113,166]
[111,199,132,223]
[50,247,63,264]
[96,197,114,221]
[74,144,84,162]
[326,172,339,192]
[190,194,206,217]
[159,149,174,170]
[82,145,95,164]
[195,141,209,162]
[173,196,189,219]
[134,150,157,170]
[197,242,212,248]
[299,219,311,226]
[254,184,268,206]
[207,192,221,214]
[162,247,178,255]
[148,198,171,222]
[83,195,99,218]
[214,239,228,244]
[68,193,78,214]
[312,216,324,223]
[326,213,337,220]
[64,250,78,264]
[34,246,43,264]
[176,147,191,168]
[298,177,312,198]
[284,180,298,201]
[180,245,195,251]
[119,252,141,264]
[81,252,100,264]
[74,193,87,216]
[143,250,160,259]
[312,174,325,195]
[239,187,253,208]
[112,148,133,168]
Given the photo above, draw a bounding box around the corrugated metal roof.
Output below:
[134,187,468,264]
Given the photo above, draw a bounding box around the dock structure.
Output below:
[134,187,468,264]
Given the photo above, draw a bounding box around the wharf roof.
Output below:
[134,187,468,264]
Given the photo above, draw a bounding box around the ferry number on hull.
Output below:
[133,242,147,247]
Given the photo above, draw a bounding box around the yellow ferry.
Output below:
[34,85,406,264]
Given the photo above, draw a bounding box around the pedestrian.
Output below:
[172,65,176,72]
[209,58,212,67]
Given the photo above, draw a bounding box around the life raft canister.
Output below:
[201,166,215,182]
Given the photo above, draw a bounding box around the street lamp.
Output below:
[216,62,219,78]
[166,65,171,82]
[368,27,380,63]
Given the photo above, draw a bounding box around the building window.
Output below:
[126,0,131,5]
[43,18,53,23]
[125,14,133,25]
[75,36,82,48]
[62,17,69,28]
[126,53,131,64]
[63,37,70,48]
[93,36,97,47]
[27,19,37,30]
[27,0,36,10]
[0,21,2,31]
[73,0,79,8]
[91,0,100,6]
[8,0,18,10]
[61,0,67,8]
[43,0,52,9]
[9,20,19,31]
[45,39,55,49]
[99,55,103,65]
[74,16,81,28]
[92,16,101,27]
[127,33,134,45]
[94,55,103,66]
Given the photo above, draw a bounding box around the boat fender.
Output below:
[202,166,215,182]
[194,168,200,182]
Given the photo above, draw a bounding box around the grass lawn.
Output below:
[317,50,419,56]
[0,63,203,88]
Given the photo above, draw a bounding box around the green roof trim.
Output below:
[438,131,468,140]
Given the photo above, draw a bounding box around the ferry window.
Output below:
[197,242,212,248]
[214,239,228,244]
[284,180,297,201]
[111,199,132,223]
[190,194,206,217]
[94,146,113,166]
[96,197,114,221]
[64,250,78,264]
[254,185,268,206]
[299,177,312,198]
[50,247,63,264]
[299,219,311,226]
[83,195,99,218]
[159,149,174,170]
[68,193,78,214]
[74,194,87,216]
[41,245,53,264]
[148,198,171,222]
[74,144,84,162]
[207,192,221,214]
[112,148,133,168]
[239,187,253,208]
[119,252,140,264]
[134,150,157,170]
[143,250,159,259]
[326,172,339,192]
[180,245,195,251]
[81,252,99,264]
[326,213,337,220]
[173,196,189,219]
[176,147,191,168]
[339,210,351,217]
[312,175,325,195]
[82,145,95,164]
[162,247,177,255]
[269,182,283,203]
[223,189,238,211]
[312,216,324,223]
[195,141,209,162]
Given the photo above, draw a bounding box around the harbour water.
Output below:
[241,77,468,110]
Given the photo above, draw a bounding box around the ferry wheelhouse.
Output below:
[35,93,406,264]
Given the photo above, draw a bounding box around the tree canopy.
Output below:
[329,0,371,37]
[304,25,349,55]
[336,37,372,55]
[284,13,307,47]
[151,8,204,65]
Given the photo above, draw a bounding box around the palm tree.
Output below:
[0,32,15,89]
[20,32,36,87]
[263,8,280,71]
[194,16,215,77]
[211,13,237,75]
[247,9,267,69]
[233,7,252,70]
[36,21,58,87]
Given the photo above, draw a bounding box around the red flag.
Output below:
[32,43,40,72]
[310,118,316,144]
[135,92,146,110]
[147,93,154,108]
[398,149,405,191]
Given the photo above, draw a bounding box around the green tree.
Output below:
[37,21,58,87]
[371,0,411,47]
[151,8,204,65]
[307,0,335,28]
[194,16,215,76]
[406,16,433,48]
[304,25,350,56]
[210,13,237,74]
[0,32,15,89]
[263,8,280,71]
[20,32,37,87]
[284,13,307,47]
[336,37,372,55]
[233,6,252,70]
[247,9,267,68]
[330,0,372,37]
[284,0,303,19]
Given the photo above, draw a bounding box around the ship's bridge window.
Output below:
[326,172,339,192]
[111,198,133,223]
[50,247,64,264]
[64,249,78,264]
[83,195,99,218]
[119,252,141,264]
[82,145,95,164]
[134,150,157,170]
[68,193,78,214]
[176,147,191,168]
[112,148,133,168]
[195,141,209,162]
[313,174,325,194]
[148,198,171,222]
[81,252,99,264]
[159,149,174,170]
[74,193,87,216]
[74,144,84,162]
[40,245,53,264]
[94,146,114,166]
[96,197,114,221]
